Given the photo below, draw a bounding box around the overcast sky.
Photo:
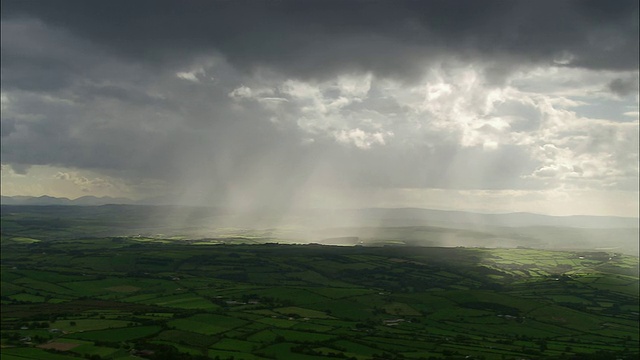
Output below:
[1,0,638,217]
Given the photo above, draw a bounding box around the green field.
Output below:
[1,205,638,359]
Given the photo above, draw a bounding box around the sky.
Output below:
[1,0,638,217]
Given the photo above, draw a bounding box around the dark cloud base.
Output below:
[2,0,638,81]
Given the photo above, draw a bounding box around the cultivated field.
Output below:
[1,206,638,359]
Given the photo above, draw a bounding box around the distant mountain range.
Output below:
[1,195,638,229]
[0,195,137,206]
[348,208,639,229]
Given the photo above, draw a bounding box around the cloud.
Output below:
[9,163,30,175]
[1,117,17,137]
[229,85,253,100]
[54,171,116,192]
[608,77,640,97]
[334,128,393,149]
[2,0,637,83]
[176,67,206,82]
[1,0,637,215]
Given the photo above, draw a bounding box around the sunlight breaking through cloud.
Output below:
[1,0,637,217]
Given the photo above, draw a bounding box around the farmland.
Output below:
[1,205,638,359]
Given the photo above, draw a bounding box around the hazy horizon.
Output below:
[2,0,638,218]
[4,194,640,225]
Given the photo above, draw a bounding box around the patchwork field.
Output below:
[1,206,638,359]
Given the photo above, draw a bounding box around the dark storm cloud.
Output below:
[608,77,640,97]
[1,19,80,92]
[2,0,638,83]
[76,83,172,108]
[1,0,638,209]
[0,118,16,137]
